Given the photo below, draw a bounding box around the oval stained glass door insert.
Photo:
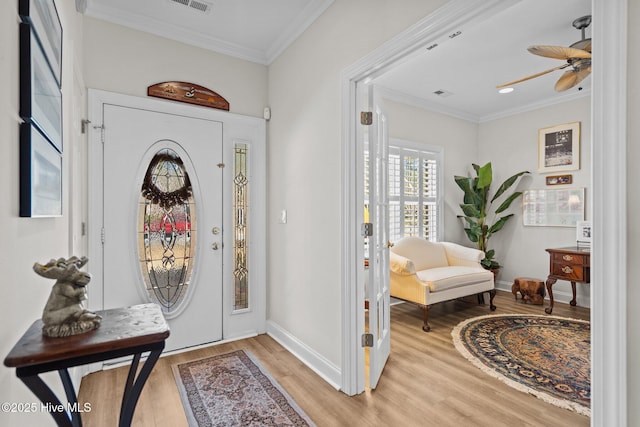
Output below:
[137,148,196,316]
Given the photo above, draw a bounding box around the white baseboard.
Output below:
[495,280,591,309]
[266,320,341,390]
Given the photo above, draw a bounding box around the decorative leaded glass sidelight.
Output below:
[233,144,249,310]
[137,149,196,315]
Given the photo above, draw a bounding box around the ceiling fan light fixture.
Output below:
[498,14,592,92]
[498,87,514,94]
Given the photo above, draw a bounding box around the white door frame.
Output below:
[88,89,267,344]
[340,1,628,425]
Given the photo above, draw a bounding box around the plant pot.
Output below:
[487,266,500,282]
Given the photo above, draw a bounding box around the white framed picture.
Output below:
[576,220,592,245]
[538,121,580,173]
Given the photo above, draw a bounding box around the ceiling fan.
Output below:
[497,15,592,92]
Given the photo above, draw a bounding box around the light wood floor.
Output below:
[78,290,590,426]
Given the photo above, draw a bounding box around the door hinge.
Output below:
[360,111,372,125]
[101,227,105,245]
[361,223,373,237]
[362,333,373,347]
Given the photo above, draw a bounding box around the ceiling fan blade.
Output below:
[571,38,592,53]
[528,45,592,60]
[554,66,591,91]
[496,64,570,88]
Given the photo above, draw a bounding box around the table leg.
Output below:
[118,345,164,427]
[59,369,82,427]
[545,277,557,314]
[570,281,577,306]
[120,353,141,412]
[19,374,72,427]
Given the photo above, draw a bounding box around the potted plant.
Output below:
[454,162,529,272]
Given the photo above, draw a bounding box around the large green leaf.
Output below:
[494,191,523,214]
[488,214,514,234]
[491,170,529,202]
[454,175,482,207]
[464,228,480,243]
[454,176,474,204]
[460,203,481,218]
[476,162,493,189]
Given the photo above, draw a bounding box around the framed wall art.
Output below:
[538,121,580,173]
[19,0,63,86]
[545,174,573,185]
[522,187,585,227]
[576,220,592,246]
[20,123,62,217]
[20,23,62,152]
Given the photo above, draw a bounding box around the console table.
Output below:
[544,247,591,314]
[4,303,169,427]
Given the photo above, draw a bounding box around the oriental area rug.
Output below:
[452,314,590,416]
[173,350,316,426]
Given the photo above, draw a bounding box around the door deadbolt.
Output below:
[212,227,221,235]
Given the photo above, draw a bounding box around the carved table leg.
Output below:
[489,289,497,311]
[570,281,577,306]
[545,277,557,314]
[419,305,431,332]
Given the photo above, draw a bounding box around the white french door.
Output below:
[365,85,391,389]
[101,104,223,352]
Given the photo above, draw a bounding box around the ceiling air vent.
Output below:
[168,0,212,14]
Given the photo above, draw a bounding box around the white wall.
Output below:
[0,1,86,425]
[627,1,639,424]
[267,0,447,369]
[478,97,591,304]
[82,18,268,119]
[384,99,478,242]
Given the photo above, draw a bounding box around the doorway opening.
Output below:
[340,1,628,423]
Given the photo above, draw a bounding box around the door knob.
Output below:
[387,241,394,248]
[212,242,219,250]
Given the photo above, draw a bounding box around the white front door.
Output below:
[102,104,223,351]
[365,86,391,389]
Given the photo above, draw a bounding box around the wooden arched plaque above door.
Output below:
[147,81,230,111]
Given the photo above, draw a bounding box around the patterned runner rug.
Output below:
[452,314,590,416]
[173,349,316,426]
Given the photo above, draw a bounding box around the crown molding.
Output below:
[478,88,591,122]
[86,3,268,63]
[85,0,333,65]
[265,0,334,64]
[376,85,591,124]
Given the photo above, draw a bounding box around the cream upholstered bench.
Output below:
[389,237,496,331]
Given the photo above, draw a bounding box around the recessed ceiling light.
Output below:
[499,87,514,94]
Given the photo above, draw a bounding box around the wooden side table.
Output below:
[544,247,591,314]
[4,303,170,427]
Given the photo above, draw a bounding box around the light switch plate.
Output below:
[279,209,287,224]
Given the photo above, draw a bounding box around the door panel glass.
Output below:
[137,149,196,315]
[233,143,249,310]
